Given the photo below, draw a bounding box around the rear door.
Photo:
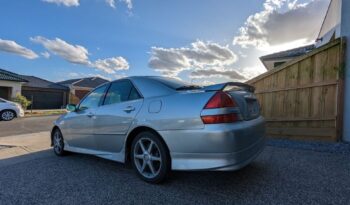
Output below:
[93,80,143,153]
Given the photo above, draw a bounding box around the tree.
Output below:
[12,94,31,110]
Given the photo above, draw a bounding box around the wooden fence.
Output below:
[247,38,345,141]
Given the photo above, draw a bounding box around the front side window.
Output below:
[78,84,108,110]
[104,80,141,106]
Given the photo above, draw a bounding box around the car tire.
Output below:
[131,131,170,183]
[52,129,66,156]
[0,110,16,121]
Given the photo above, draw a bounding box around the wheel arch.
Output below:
[51,126,61,146]
[125,126,171,165]
[0,109,17,118]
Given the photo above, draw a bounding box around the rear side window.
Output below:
[103,80,141,105]
[129,87,141,101]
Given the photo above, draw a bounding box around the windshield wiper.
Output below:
[176,85,202,91]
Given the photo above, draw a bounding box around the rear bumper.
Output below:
[159,116,266,171]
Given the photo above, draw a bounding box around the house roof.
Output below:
[58,77,109,89]
[260,44,315,61]
[21,75,69,91]
[0,68,28,82]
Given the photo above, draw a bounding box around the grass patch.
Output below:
[25,110,67,117]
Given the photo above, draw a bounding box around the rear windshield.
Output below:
[150,76,190,89]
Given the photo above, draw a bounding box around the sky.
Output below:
[0,0,330,84]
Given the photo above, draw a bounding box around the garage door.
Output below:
[22,90,65,109]
[0,87,10,100]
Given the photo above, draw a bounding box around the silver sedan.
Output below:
[51,76,265,183]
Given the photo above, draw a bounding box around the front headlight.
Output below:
[15,103,22,109]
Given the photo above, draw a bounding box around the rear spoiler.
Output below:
[203,82,255,93]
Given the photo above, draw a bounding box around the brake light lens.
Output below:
[204,91,236,109]
[201,114,239,124]
[201,91,240,124]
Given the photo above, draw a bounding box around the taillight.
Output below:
[201,113,239,124]
[201,91,240,124]
[204,91,236,109]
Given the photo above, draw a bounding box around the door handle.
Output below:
[87,112,95,118]
[123,106,135,113]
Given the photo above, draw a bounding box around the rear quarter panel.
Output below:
[134,91,215,131]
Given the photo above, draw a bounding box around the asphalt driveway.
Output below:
[0,141,349,204]
[0,115,59,137]
[0,116,349,204]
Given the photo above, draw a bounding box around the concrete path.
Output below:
[0,131,51,166]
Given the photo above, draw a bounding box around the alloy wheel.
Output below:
[53,131,64,155]
[133,137,162,179]
[1,111,15,121]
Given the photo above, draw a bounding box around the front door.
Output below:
[93,80,143,153]
[63,83,109,150]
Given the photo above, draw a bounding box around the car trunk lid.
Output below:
[203,82,260,121]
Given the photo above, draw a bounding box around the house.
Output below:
[58,77,109,104]
[0,68,27,100]
[260,44,315,70]
[20,75,69,109]
[315,0,341,48]
[253,0,350,142]
[0,68,109,109]
[315,0,350,142]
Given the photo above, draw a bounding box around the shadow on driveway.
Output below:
[0,145,349,205]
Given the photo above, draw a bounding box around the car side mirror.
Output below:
[66,104,77,112]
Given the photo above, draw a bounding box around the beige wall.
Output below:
[0,80,22,99]
[316,0,341,48]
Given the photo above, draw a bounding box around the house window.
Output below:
[274,61,286,68]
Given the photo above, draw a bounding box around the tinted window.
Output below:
[104,80,141,106]
[79,84,108,110]
[129,87,141,101]
[274,61,286,68]
[150,76,190,89]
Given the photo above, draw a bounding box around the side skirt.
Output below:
[64,143,125,163]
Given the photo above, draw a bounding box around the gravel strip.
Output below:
[267,138,350,154]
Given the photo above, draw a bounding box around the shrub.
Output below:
[12,94,31,110]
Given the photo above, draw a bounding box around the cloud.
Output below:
[106,0,116,8]
[233,0,329,49]
[94,56,129,74]
[31,36,89,65]
[67,72,80,78]
[42,0,79,7]
[0,39,38,59]
[190,69,246,81]
[149,47,191,77]
[43,0,132,10]
[149,40,238,77]
[31,36,129,74]
[41,51,51,59]
[191,79,216,86]
[121,0,133,9]
[67,72,112,81]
